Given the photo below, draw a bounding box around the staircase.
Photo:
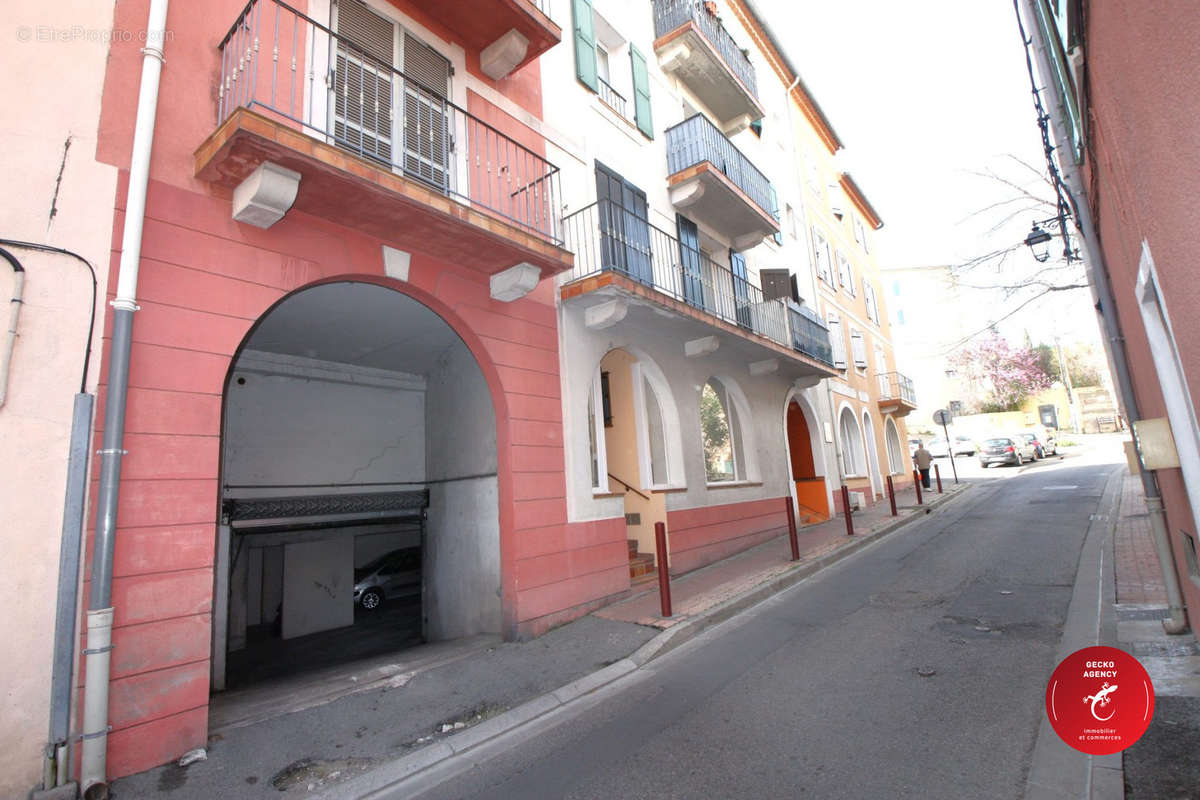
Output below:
[627,539,657,583]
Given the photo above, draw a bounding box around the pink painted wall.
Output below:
[667,497,789,575]
[87,0,607,780]
[1082,2,1200,619]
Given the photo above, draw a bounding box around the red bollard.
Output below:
[654,521,672,618]
[934,463,944,494]
[785,497,800,561]
[886,474,898,517]
[841,485,854,536]
[913,470,924,505]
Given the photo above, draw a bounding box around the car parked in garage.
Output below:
[354,547,421,610]
[978,435,1039,467]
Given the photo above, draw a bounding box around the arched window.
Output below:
[588,368,608,490]
[701,378,745,482]
[838,406,865,476]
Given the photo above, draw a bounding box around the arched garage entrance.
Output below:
[212,281,500,690]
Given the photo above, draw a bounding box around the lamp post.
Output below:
[1024,224,1053,262]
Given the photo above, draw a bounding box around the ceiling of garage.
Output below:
[239,282,468,376]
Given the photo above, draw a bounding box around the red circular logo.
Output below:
[1045,645,1155,754]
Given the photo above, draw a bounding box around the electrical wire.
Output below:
[0,239,99,393]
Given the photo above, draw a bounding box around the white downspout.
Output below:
[80,1,170,797]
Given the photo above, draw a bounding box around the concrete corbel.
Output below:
[669,178,705,209]
[733,230,767,251]
[585,298,628,330]
[490,262,541,302]
[685,335,719,358]
[656,42,691,74]
[480,28,529,80]
[793,375,823,391]
[749,358,778,376]
[232,161,301,229]
[723,113,753,137]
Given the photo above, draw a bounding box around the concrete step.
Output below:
[628,553,655,579]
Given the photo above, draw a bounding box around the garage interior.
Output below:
[213,282,501,692]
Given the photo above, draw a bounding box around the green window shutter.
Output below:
[769,185,782,244]
[572,0,598,92]
[630,45,654,139]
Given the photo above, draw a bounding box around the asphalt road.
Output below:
[411,455,1121,800]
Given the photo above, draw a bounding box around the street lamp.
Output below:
[1024,224,1053,262]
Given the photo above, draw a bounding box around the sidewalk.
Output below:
[1112,472,1200,799]
[110,478,970,799]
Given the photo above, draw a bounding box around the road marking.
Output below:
[1042,485,1079,490]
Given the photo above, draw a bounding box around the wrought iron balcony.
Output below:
[652,0,758,98]
[877,371,918,414]
[597,77,630,120]
[207,0,564,249]
[651,0,763,130]
[562,200,834,369]
[665,113,779,246]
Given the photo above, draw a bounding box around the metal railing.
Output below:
[563,200,833,366]
[877,372,917,406]
[665,114,774,221]
[216,0,563,245]
[597,76,629,119]
[651,0,758,98]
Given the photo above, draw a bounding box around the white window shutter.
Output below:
[851,331,867,367]
[829,316,846,368]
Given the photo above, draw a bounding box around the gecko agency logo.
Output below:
[1045,645,1155,755]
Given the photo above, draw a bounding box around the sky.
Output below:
[765,0,1104,348]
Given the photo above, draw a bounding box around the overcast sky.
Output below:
[765,0,1104,346]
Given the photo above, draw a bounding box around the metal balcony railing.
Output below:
[877,372,918,406]
[217,0,563,245]
[563,200,833,367]
[665,114,774,221]
[651,0,758,98]
[597,77,629,120]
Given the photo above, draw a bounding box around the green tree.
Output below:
[700,383,731,480]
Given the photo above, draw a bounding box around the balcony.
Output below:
[665,114,780,250]
[409,0,561,79]
[560,200,836,378]
[877,372,918,417]
[194,0,572,278]
[651,0,764,132]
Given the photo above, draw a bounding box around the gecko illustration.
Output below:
[1084,682,1118,721]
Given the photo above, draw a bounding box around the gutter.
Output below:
[81,1,171,796]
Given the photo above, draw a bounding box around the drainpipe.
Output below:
[1016,0,1188,634]
[81,1,170,797]
[0,247,25,408]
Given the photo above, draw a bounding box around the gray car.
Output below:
[353,548,421,610]
[978,436,1038,467]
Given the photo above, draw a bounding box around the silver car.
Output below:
[978,435,1039,467]
[353,548,421,610]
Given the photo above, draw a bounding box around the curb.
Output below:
[318,483,975,799]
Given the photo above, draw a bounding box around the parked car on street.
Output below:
[354,547,421,610]
[978,435,1039,467]
[1016,431,1056,459]
[927,435,978,458]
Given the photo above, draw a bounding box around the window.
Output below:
[813,230,834,286]
[786,204,798,239]
[836,251,854,293]
[600,370,613,426]
[333,0,452,186]
[572,0,652,137]
[700,379,745,483]
[864,281,880,324]
[827,314,847,368]
[884,419,904,474]
[838,407,865,476]
[769,186,782,245]
[850,330,868,370]
[730,250,751,328]
[588,370,608,490]
[596,162,652,283]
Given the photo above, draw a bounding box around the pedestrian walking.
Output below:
[912,442,933,489]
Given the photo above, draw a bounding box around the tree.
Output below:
[700,383,731,480]
[951,330,1051,411]
[948,156,1091,346]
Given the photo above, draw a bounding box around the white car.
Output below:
[927,435,977,458]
